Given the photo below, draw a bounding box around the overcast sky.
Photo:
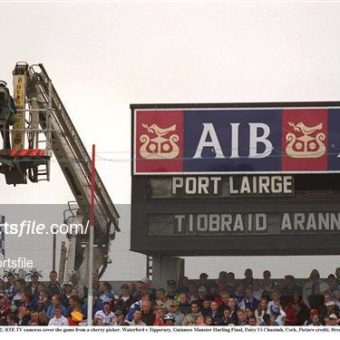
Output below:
[1,1,340,280]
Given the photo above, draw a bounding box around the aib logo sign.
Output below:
[140,123,180,160]
[286,122,326,159]
[133,107,340,174]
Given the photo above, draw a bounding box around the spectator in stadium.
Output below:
[234,282,244,304]
[6,313,18,326]
[67,295,84,318]
[46,270,62,299]
[235,309,247,326]
[48,305,69,326]
[99,281,114,304]
[153,306,166,326]
[112,310,125,325]
[141,299,155,325]
[225,297,238,324]
[166,279,177,299]
[28,310,40,326]
[155,288,168,308]
[239,287,258,310]
[267,291,286,325]
[129,308,146,326]
[137,278,156,301]
[47,294,67,318]
[94,301,116,325]
[114,283,133,315]
[21,292,36,310]
[253,280,263,301]
[292,292,309,325]
[12,278,26,309]
[215,271,228,292]
[221,307,233,325]
[303,269,327,307]
[163,313,176,326]
[200,299,211,317]
[248,316,257,326]
[327,274,340,299]
[243,268,254,289]
[4,270,16,300]
[68,271,85,299]
[325,300,339,318]
[187,281,198,302]
[255,298,268,325]
[195,286,208,307]
[0,294,10,323]
[283,298,299,326]
[167,301,184,325]
[26,269,42,303]
[195,314,206,326]
[17,305,30,325]
[210,300,223,325]
[0,279,5,295]
[37,290,50,312]
[325,313,339,326]
[125,293,150,322]
[225,272,236,294]
[335,268,340,286]
[245,307,255,322]
[281,275,302,300]
[261,270,277,297]
[198,273,210,291]
[177,292,191,315]
[216,291,230,312]
[38,311,49,326]
[182,302,202,325]
[303,308,320,326]
[177,276,190,294]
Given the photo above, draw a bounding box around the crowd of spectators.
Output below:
[1,267,340,326]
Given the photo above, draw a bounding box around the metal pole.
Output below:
[52,229,56,271]
[87,144,95,326]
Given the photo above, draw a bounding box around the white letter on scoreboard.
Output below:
[249,123,273,158]
[193,123,225,159]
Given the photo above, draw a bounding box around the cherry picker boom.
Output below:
[0,62,120,282]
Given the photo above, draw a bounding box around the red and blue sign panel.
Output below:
[133,105,340,174]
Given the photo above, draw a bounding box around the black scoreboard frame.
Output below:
[131,102,340,256]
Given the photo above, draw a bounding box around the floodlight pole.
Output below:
[87,144,95,326]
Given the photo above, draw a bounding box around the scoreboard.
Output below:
[131,103,340,256]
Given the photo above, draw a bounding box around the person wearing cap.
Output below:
[164,312,176,326]
[168,300,184,325]
[325,313,339,326]
[94,301,116,325]
[0,80,16,149]
[303,308,321,326]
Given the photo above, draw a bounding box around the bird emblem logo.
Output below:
[139,123,180,159]
[286,121,326,158]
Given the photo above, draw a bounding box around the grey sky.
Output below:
[1,2,340,279]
